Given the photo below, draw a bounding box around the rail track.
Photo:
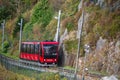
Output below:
[0,54,103,80]
[0,54,75,79]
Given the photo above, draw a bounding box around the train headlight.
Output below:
[55,59,56,61]
[44,59,46,61]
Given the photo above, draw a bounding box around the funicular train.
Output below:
[20,41,59,64]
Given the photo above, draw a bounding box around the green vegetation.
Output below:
[62,0,79,17]
[64,39,78,54]
[85,5,100,13]
[88,70,108,76]
[66,22,75,32]
[31,0,53,26]
[0,0,39,57]
[0,0,80,57]
[1,52,19,60]
[64,66,75,71]
[0,0,120,78]
[0,0,55,57]
[2,40,9,53]
[22,0,80,41]
[2,65,68,80]
[0,0,37,23]
[23,0,54,40]
[0,0,119,57]
[0,65,35,80]
[84,5,120,45]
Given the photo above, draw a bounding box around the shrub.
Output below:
[31,0,54,27]
[12,16,26,38]
[66,22,74,32]
[2,40,9,53]
[0,2,16,23]
[64,39,78,54]
[23,0,54,40]
[61,0,79,17]
[23,22,33,40]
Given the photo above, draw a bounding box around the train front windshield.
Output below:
[43,44,58,58]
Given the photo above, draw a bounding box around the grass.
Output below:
[85,4,100,13]
[5,65,68,80]
[0,65,35,80]
[0,52,19,60]
[63,66,75,71]
[0,50,68,80]
[88,70,108,76]
[88,70,120,79]
[64,39,78,54]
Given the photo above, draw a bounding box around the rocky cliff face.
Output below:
[61,0,120,77]
[86,38,120,75]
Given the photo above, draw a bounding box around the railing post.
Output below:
[18,18,23,53]
[1,20,5,51]
[74,10,84,80]
[54,10,61,42]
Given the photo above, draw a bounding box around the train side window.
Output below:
[23,44,27,53]
[40,45,42,56]
[26,44,28,53]
[31,44,35,54]
[21,44,23,52]
[35,44,39,54]
[27,44,31,53]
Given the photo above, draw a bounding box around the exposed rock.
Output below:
[78,0,83,11]
[96,37,107,51]
[109,0,120,12]
[85,37,120,76]
[106,40,120,74]
[77,12,83,39]
[76,11,90,39]
[60,28,68,45]
[96,0,106,8]
[115,40,120,53]
[60,43,76,67]
[64,53,75,66]
[64,30,76,41]
[101,75,118,80]
[113,63,120,74]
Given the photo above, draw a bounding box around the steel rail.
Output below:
[0,54,75,79]
[0,54,103,79]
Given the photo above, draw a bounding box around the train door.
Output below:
[34,43,39,61]
[39,42,44,63]
[20,43,27,59]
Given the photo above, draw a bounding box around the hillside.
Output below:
[0,0,120,79]
[0,64,35,80]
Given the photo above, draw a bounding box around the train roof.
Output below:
[21,40,58,44]
[22,40,57,42]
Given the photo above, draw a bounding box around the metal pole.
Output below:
[74,10,84,80]
[82,44,90,80]
[56,10,61,42]
[2,20,5,51]
[19,18,23,53]
[82,51,86,80]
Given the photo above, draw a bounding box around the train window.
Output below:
[31,44,35,54]
[40,45,42,56]
[35,44,39,54]
[43,44,58,55]
[27,44,31,53]
[23,44,27,53]
[21,44,24,52]
[26,44,28,53]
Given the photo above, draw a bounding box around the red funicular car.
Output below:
[20,41,59,64]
